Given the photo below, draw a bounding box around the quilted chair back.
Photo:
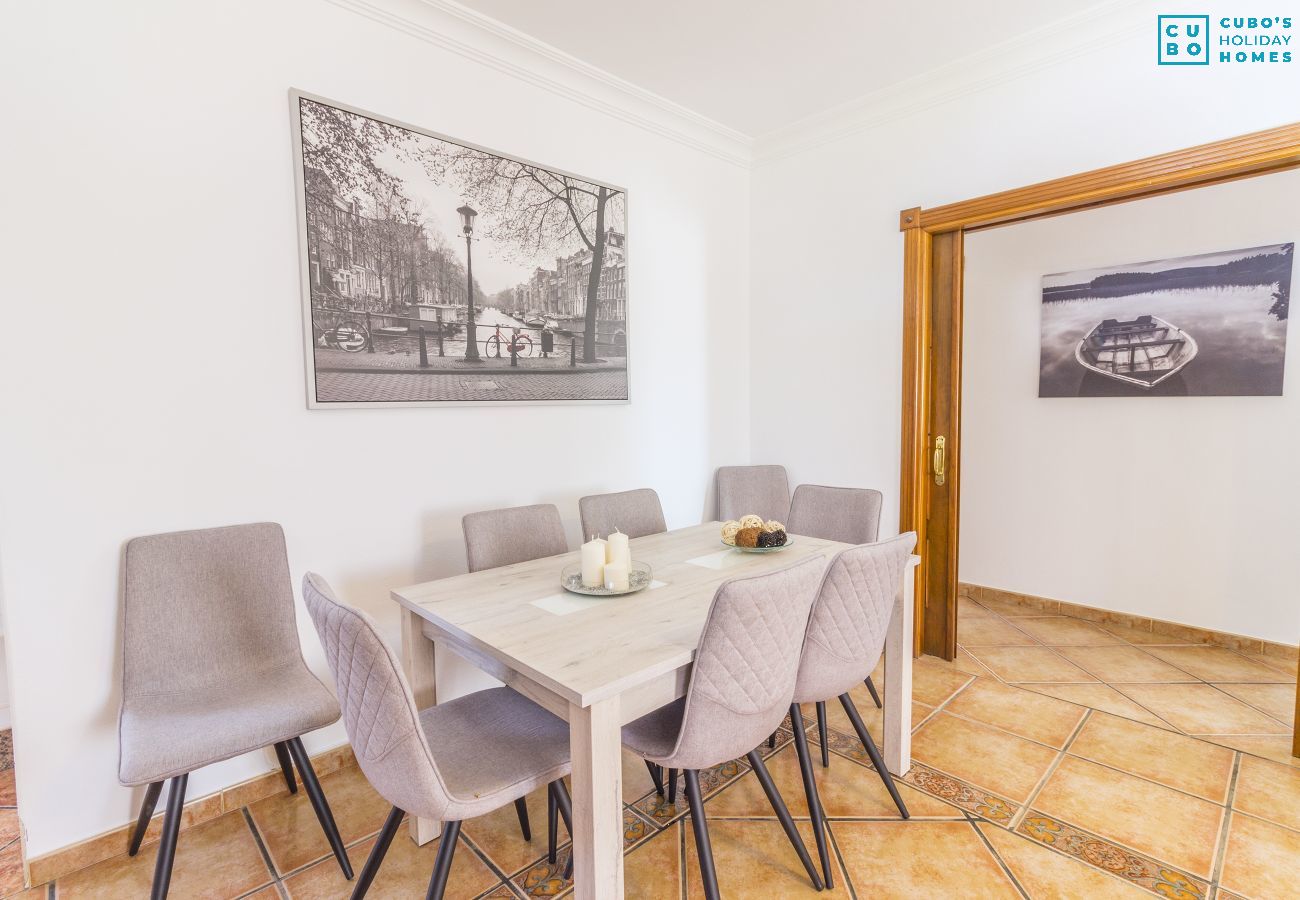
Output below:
[578,488,667,540]
[787,485,884,545]
[715,465,791,523]
[463,504,568,572]
[793,533,917,705]
[302,573,452,821]
[669,555,824,770]
[122,523,304,700]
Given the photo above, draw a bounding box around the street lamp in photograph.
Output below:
[457,203,481,362]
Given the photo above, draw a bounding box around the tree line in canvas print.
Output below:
[293,93,628,406]
[1039,243,1293,397]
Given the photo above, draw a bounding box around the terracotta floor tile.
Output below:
[1143,646,1292,683]
[1232,753,1300,832]
[951,648,999,679]
[283,826,499,899]
[457,785,555,878]
[963,647,1099,684]
[1248,652,1298,678]
[57,809,274,899]
[243,889,282,900]
[1054,646,1199,683]
[977,821,1153,899]
[0,810,18,850]
[684,818,847,898]
[705,744,959,820]
[1201,734,1300,768]
[911,713,1059,802]
[956,616,1040,647]
[910,656,977,705]
[247,763,391,875]
[623,824,681,899]
[1010,617,1124,647]
[974,598,1048,618]
[0,839,24,898]
[943,679,1086,748]
[622,748,658,803]
[832,820,1020,898]
[1032,756,1224,877]
[1213,683,1296,725]
[1098,622,1181,646]
[815,682,931,739]
[1219,812,1300,900]
[0,772,14,808]
[1115,684,1291,735]
[1068,712,1234,802]
[1022,683,1171,729]
[960,596,994,618]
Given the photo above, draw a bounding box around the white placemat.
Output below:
[684,549,748,570]
[531,580,668,617]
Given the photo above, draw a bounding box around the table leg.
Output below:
[883,556,920,777]
[399,605,441,846]
[568,696,623,899]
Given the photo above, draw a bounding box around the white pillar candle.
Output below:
[580,536,607,588]
[603,562,630,591]
[606,530,631,570]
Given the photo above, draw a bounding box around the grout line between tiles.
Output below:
[239,806,283,891]
[678,820,686,900]
[964,811,1029,899]
[824,819,859,900]
[1208,752,1242,894]
[1010,707,1092,831]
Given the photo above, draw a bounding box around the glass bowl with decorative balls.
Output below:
[720,517,791,552]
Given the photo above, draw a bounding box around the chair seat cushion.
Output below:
[419,687,571,819]
[119,663,340,785]
[620,697,685,764]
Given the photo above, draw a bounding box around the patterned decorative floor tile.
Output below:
[629,759,749,826]
[1016,812,1209,899]
[901,762,1020,825]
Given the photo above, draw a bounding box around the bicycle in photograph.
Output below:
[313,316,370,353]
[484,323,533,359]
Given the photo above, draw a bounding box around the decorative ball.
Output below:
[762,520,784,534]
[735,526,761,548]
[739,514,764,530]
[757,529,787,548]
[720,521,741,545]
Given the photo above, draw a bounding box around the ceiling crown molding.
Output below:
[327,0,753,167]
[753,0,1150,165]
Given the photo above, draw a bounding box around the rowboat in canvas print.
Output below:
[1074,315,1198,389]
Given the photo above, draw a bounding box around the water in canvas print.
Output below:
[294,94,628,406]
[1038,243,1293,397]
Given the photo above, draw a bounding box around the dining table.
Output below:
[391,522,920,899]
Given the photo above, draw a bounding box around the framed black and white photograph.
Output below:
[290,91,629,408]
[1039,243,1293,397]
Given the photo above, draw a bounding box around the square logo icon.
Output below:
[1158,15,1211,64]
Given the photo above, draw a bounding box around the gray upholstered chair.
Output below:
[462,503,568,572]
[787,483,888,748]
[302,574,573,900]
[788,533,917,889]
[578,488,667,540]
[118,523,350,899]
[715,464,791,523]
[622,556,826,898]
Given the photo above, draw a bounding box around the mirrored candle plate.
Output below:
[561,560,653,596]
[722,538,795,553]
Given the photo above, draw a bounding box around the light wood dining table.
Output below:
[392,522,920,899]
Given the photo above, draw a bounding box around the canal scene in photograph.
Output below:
[1038,243,1293,397]
[292,92,628,406]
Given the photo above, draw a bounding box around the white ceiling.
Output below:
[456,0,1087,137]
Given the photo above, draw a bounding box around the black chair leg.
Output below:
[767,731,777,749]
[645,760,665,796]
[274,741,298,794]
[514,796,532,842]
[149,774,187,900]
[351,805,403,900]
[684,770,720,900]
[790,703,834,889]
[550,780,575,880]
[745,751,823,891]
[129,781,163,856]
[547,784,559,863]
[425,819,461,900]
[865,675,883,709]
[816,701,830,768]
[668,768,678,805]
[839,693,909,819]
[287,737,355,879]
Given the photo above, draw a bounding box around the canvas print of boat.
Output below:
[1039,243,1293,397]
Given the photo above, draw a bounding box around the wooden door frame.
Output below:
[898,122,1300,696]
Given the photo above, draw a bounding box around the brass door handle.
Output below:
[932,435,946,486]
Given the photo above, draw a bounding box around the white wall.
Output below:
[962,173,1300,642]
[0,0,749,857]
[748,2,1298,630]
